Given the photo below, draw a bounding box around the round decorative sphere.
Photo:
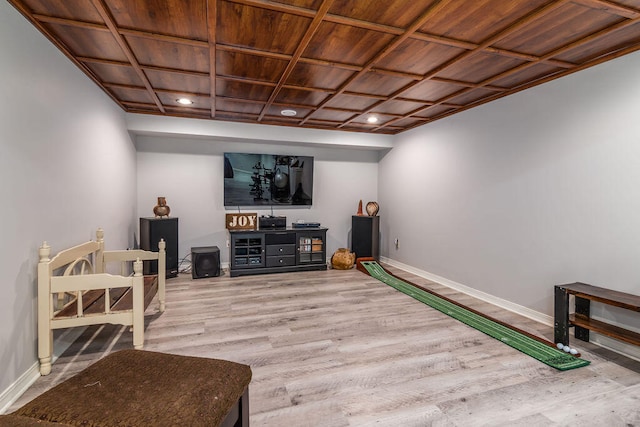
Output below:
[366,201,379,216]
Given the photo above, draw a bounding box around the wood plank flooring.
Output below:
[9,265,640,426]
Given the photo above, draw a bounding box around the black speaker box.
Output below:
[352,215,380,260]
[140,217,179,278]
[191,246,221,279]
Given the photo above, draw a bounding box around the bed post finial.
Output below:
[96,228,104,242]
[39,242,51,262]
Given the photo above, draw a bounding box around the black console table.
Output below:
[229,227,328,277]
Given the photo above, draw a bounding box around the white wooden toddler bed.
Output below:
[37,228,166,375]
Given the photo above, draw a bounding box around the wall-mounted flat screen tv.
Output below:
[224,153,314,207]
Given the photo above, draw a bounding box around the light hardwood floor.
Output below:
[10,264,640,426]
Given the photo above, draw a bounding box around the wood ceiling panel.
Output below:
[493,3,626,56]
[303,22,396,66]
[217,2,311,54]
[324,94,379,110]
[553,21,640,63]
[145,69,210,94]
[106,0,208,40]
[217,50,288,82]
[156,92,211,109]
[419,0,551,44]
[44,24,127,61]
[345,71,415,97]
[85,63,144,86]
[375,38,467,75]
[109,86,154,104]
[21,0,103,21]
[162,105,211,117]
[489,63,564,88]
[126,36,209,72]
[307,108,357,122]
[216,80,273,101]
[8,0,640,134]
[285,63,355,90]
[265,104,313,118]
[217,98,264,115]
[400,80,463,102]
[350,113,395,125]
[435,52,526,84]
[274,87,330,106]
[329,0,439,27]
[447,87,501,105]
[388,116,426,129]
[371,99,426,116]
[269,0,324,9]
[413,105,456,118]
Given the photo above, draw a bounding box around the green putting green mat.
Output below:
[361,261,590,371]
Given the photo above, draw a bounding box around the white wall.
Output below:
[135,136,380,266]
[380,51,640,352]
[0,2,137,403]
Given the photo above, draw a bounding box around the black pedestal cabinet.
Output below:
[140,217,178,278]
[352,215,379,260]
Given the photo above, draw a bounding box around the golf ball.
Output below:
[556,343,564,350]
[563,345,571,352]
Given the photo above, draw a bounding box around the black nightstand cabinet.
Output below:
[352,215,379,260]
[140,217,179,278]
[229,228,327,277]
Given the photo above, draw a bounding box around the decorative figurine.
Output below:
[153,197,171,218]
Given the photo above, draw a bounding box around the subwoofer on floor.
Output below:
[191,246,221,279]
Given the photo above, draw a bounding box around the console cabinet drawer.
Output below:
[266,255,296,267]
[266,244,295,256]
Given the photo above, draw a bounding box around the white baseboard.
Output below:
[0,362,40,414]
[380,256,640,362]
[380,256,553,325]
[0,327,86,414]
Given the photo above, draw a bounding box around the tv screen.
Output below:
[224,153,314,207]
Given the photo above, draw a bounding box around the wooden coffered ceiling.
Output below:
[8,0,640,134]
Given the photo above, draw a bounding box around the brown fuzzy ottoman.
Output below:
[12,350,252,427]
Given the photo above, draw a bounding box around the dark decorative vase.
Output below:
[153,197,171,218]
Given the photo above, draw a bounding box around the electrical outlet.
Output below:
[394,237,399,249]
[226,239,230,248]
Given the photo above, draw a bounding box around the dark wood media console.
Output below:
[554,282,640,347]
[229,227,328,277]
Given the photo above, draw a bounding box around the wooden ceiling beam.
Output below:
[207,0,217,118]
[305,0,454,128]
[572,0,640,19]
[372,0,575,131]
[90,0,165,113]
[257,0,336,121]
[377,15,640,131]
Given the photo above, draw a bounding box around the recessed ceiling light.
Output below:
[367,115,379,123]
[176,98,193,105]
[281,109,297,117]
